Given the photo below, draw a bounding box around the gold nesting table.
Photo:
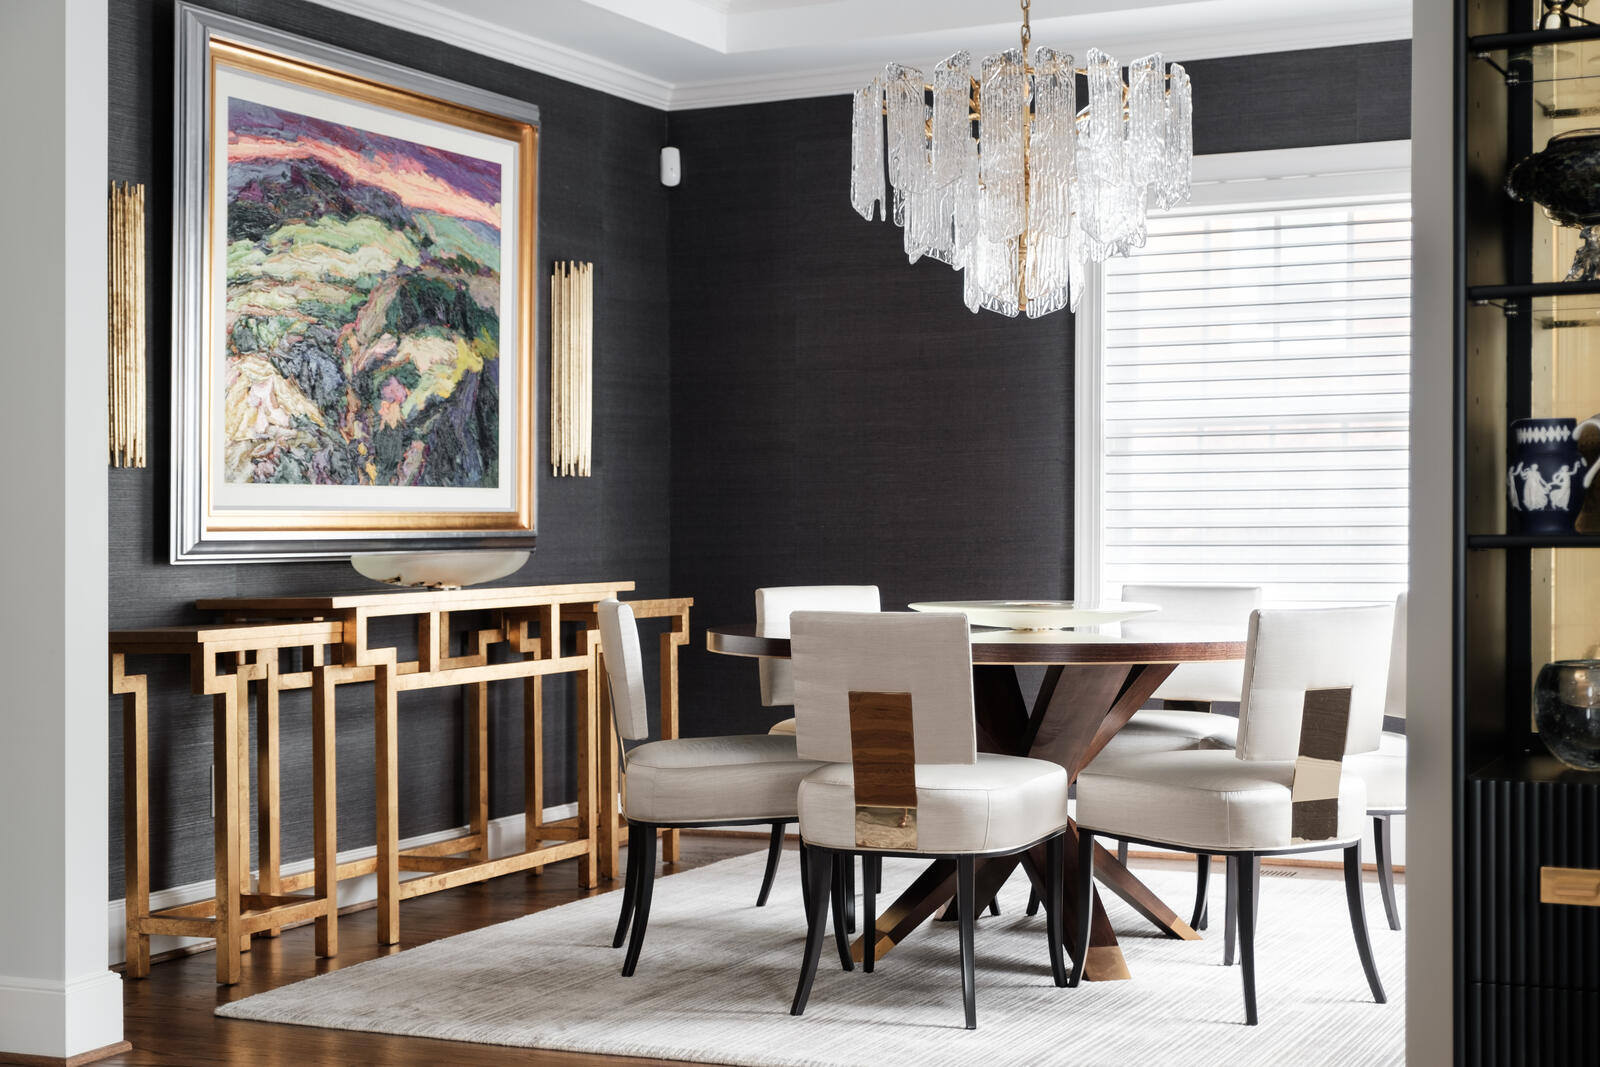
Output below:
[111,581,691,984]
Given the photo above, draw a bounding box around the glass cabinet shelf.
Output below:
[1473,29,1600,116]
[1468,282,1600,329]
[1467,533,1600,549]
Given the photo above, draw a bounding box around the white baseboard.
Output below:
[0,970,124,1059]
[107,802,577,967]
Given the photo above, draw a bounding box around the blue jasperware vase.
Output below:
[1508,418,1586,535]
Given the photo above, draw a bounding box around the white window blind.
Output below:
[1097,195,1411,605]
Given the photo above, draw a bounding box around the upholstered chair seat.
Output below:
[797,754,1070,855]
[1343,731,1406,813]
[1096,584,1261,761]
[1098,708,1239,757]
[1077,749,1367,853]
[622,734,823,825]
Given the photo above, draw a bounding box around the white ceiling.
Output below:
[314,0,1412,110]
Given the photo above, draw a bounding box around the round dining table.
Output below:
[706,622,1247,981]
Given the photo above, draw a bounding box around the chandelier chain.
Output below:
[1020,0,1031,54]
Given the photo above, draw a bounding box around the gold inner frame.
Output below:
[201,37,538,533]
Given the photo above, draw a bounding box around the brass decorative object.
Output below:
[550,261,593,477]
[109,181,146,468]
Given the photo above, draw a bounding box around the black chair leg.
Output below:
[799,840,813,925]
[612,821,642,948]
[1046,833,1067,987]
[872,858,882,895]
[843,855,857,933]
[620,824,658,977]
[791,845,834,1015]
[1238,853,1258,1025]
[862,855,878,973]
[1026,888,1041,917]
[756,822,785,907]
[1224,854,1238,966]
[1344,843,1388,1003]
[957,854,977,1029]
[1190,853,1211,933]
[1373,814,1401,931]
[831,852,855,972]
[1117,839,1129,865]
[1068,831,1094,987]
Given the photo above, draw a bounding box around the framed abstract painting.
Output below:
[171,4,539,561]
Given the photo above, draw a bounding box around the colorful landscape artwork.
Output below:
[225,99,503,489]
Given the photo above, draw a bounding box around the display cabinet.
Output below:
[1458,3,1600,1062]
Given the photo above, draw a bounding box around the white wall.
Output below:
[0,0,122,1058]
[1407,0,1455,1063]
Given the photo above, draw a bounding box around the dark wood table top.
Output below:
[705,622,1246,666]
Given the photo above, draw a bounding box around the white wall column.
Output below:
[1407,0,1454,1063]
[0,0,123,1060]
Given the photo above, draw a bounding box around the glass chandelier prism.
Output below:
[849,1,1193,318]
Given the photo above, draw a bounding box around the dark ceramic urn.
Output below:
[1506,129,1600,280]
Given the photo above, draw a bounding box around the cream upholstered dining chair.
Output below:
[786,610,1072,1030]
[1098,583,1262,757]
[1044,584,1260,924]
[1343,592,1407,931]
[597,599,825,977]
[1070,605,1392,1024]
[753,585,880,914]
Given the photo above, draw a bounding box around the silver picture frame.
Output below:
[171,2,541,562]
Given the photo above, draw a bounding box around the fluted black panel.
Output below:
[1467,982,1600,1067]
[1466,767,1600,991]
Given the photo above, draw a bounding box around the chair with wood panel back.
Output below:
[754,585,881,916]
[1071,605,1392,1024]
[597,599,825,977]
[786,610,1072,1030]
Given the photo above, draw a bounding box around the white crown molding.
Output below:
[303,0,676,109]
[309,0,1409,112]
[668,13,1415,110]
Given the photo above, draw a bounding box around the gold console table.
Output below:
[111,581,691,984]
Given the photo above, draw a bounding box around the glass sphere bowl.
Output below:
[1535,659,1600,770]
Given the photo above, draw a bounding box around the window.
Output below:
[1075,143,1411,606]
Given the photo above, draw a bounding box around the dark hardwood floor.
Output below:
[5,837,1379,1067]
[88,834,766,1067]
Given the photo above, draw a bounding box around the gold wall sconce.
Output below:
[550,260,592,477]
[109,181,146,468]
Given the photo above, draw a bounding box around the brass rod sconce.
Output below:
[550,261,593,477]
[109,181,147,468]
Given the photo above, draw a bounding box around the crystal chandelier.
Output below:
[849,0,1193,318]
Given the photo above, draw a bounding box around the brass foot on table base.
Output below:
[1084,945,1132,981]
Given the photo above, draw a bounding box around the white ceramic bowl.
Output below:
[907,599,1159,631]
[351,550,530,591]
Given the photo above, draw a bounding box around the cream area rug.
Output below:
[217,850,1404,1066]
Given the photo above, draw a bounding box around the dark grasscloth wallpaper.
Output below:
[108,0,1409,901]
